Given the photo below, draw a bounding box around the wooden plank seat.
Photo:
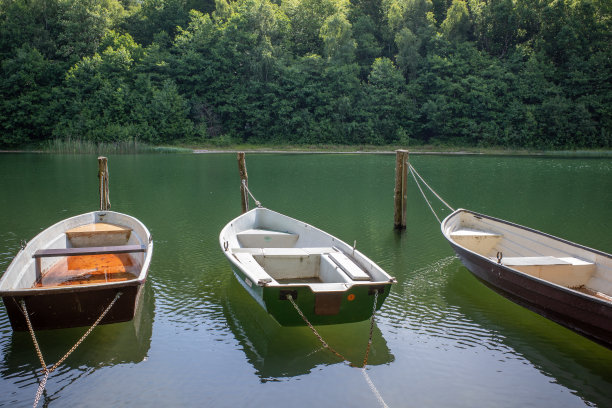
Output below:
[328,252,371,281]
[495,255,596,288]
[236,229,299,248]
[33,245,146,283]
[34,244,146,258]
[66,223,132,247]
[450,229,502,254]
[233,252,273,286]
[231,247,337,256]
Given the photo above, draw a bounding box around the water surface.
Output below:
[0,153,611,407]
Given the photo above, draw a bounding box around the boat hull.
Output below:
[221,208,395,326]
[0,211,153,331]
[231,263,391,326]
[443,210,612,349]
[2,283,144,331]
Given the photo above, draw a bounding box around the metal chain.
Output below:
[20,291,122,408]
[241,179,262,208]
[361,289,379,368]
[287,292,389,407]
[286,295,348,362]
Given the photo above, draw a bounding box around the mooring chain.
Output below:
[286,294,348,362]
[362,289,379,368]
[287,291,389,407]
[20,291,122,408]
[241,179,262,208]
[287,290,380,369]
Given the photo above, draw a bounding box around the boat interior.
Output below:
[231,228,373,287]
[32,223,143,289]
[447,212,612,302]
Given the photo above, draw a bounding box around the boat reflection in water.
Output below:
[223,278,393,381]
[444,265,612,408]
[1,281,154,401]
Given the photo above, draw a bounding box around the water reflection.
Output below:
[223,278,394,381]
[0,282,154,405]
[442,262,612,407]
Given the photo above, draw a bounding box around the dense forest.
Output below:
[0,0,610,149]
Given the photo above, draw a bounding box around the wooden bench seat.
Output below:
[231,247,337,256]
[328,252,370,281]
[450,229,502,254]
[66,223,132,247]
[33,245,146,280]
[233,252,273,286]
[236,229,299,248]
[496,255,595,288]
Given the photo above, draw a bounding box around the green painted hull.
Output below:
[231,264,391,326]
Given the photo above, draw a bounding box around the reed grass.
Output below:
[46,138,190,154]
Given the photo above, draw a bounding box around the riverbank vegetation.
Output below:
[1,0,610,150]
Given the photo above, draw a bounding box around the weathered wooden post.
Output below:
[98,156,111,211]
[237,152,249,213]
[394,150,409,229]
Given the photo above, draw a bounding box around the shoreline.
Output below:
[2,147,611,157]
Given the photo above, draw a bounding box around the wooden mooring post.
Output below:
[394,150,409,229]
[98,156,111,211]
[237,152,249,213]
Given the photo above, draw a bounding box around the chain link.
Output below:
[286,295,348,362]
[286,289,381,368]
[20,291,122,408]
[362,289,379,368]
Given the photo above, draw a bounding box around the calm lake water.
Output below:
[0,153,611,407]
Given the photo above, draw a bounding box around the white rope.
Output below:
[362,368,390,408]
[409,166,442,224]
[409,164,455,212]
[241,179,262,208]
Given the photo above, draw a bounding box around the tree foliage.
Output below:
[0,0,611,148]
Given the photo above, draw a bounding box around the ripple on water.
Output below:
[380,256,515,354]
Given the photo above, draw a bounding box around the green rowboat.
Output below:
[219,208,396,326]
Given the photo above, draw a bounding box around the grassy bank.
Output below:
[2,139,611,157]
[44,138,191,154]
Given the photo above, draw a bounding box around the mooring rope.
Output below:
[20,291,122,408]
[409,165,454,212]
[241,179,262,208]
[408,164,455,224]
[287,290,390,408]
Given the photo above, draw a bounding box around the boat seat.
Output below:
[302,247,338,255]
[33,245,146,280]
[450,229,502,254]
[496,256,595,288]
[328,252,371,281]
[236,229,299,248]
[231,248,264,255]
[66,223,132,247]
[233,252,273,286]
[232,247,336,256]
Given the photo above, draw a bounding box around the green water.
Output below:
[0,153,611,407]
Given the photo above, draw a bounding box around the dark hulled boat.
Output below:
[441,209,612,349]
[0,211,153,331]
